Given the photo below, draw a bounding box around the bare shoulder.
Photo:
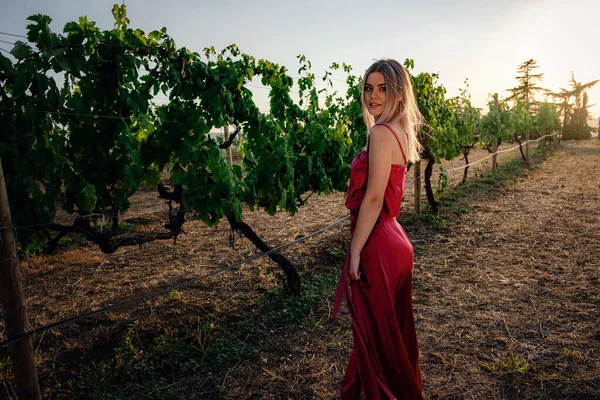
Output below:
[369,124,408,165]
[368,126,395,166]
[369,125,397,146]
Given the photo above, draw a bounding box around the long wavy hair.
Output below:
[361,59,423,163]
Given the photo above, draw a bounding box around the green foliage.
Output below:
[435,167,449,199]
[509,101,534,141]
[425,211,447,231]
[550,74,597,141]
[406,60,459,212]
[0,356,11,376]
[563,92,593,140]
[326,246,346,258]
[1,6,160,252]
[505,59,544,112]
[1,5,364,252]
[260,273,336,326]
[450,80,479,150]
[478,98,511,150]
[450,79,479,184]
[535,102,560,137]
[410,65,458,162]
[563,113,592,139]
[500,352,531,374]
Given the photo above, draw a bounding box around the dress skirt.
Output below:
[334,215,423,400]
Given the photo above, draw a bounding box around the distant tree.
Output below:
[506,59,545,113]
[564,92,593,139]
[550,73,598,140]
[553,94,573,135]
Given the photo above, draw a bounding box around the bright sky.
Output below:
[1,0,599,119]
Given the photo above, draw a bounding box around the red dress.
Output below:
[332,123,423,399]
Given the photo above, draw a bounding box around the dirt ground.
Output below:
[1,139,599,399]
[415,140,600,399]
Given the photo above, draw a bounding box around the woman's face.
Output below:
[364,72,387,120]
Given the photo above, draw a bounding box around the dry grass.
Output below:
[413,140,600,399]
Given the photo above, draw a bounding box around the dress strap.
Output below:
[374,123,408,165]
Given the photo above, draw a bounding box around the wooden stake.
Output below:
[492,93,498,172]
[0,158,41,399]
[414,160,421,214]
[525,129,530,163]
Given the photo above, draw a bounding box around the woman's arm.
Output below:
[348,126,396,280]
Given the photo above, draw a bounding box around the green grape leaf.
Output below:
[171,165,185,185]
[0,53,12,73]
[76,184,97,212]
[10,42,31,59]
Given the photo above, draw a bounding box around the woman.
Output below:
[332,59,424,399]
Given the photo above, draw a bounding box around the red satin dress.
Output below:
[332,123,423,399]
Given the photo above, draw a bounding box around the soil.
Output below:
[1,139,599,399]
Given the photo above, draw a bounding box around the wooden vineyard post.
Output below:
[525,129,530,164]
[492,93,499,172]
[414,160,421,214]
[0,158,42,400]
[224,125,233,164]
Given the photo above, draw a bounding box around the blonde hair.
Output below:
[361,59,423,163]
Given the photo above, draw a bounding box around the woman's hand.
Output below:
[348,255,361,281]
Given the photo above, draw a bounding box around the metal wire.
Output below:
[0,31,27,39]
